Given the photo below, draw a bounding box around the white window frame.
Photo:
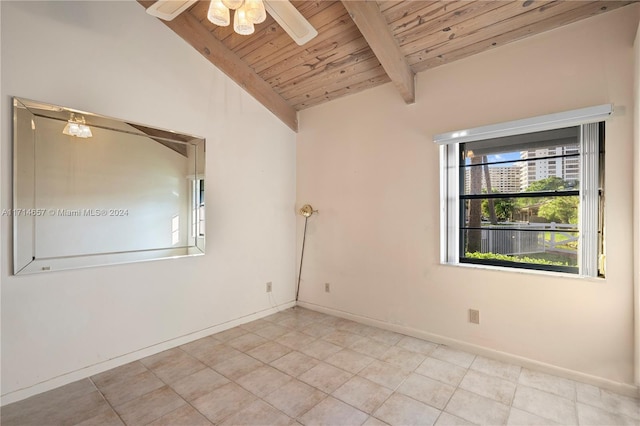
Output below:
[437,105,612,277]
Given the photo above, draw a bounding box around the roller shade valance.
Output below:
[433,104,613,145]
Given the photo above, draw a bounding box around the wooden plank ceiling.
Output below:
[140,0,636,131]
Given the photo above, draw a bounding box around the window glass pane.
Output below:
[462,139,580,196]
[461,195,579,268]
[461,227,578,268]
[462,196,579,226]
[462,157,580,195]
[460,126,579,158]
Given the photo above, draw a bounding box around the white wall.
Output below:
[297,5,639,387]
[1,0,297,403]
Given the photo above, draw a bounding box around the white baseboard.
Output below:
[297,301,640,399]
[0,300,295,406]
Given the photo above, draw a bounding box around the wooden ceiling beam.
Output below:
[341,0,415,104]
[138,1,298,132]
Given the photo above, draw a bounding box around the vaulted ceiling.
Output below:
[139,1,637,131]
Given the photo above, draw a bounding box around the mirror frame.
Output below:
[12,97,206,275]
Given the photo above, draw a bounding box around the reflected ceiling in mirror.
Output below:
[13,97,205,275]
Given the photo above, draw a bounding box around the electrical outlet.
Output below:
[325,282,330,293]
[469,309,480,324]
[266,281,272,293]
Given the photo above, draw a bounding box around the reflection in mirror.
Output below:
[12,97,205,274]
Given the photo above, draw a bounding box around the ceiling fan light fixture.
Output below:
[207,0,230,26]
[233,4,255,35]
[200,0,317,42]
[245,0,266,24]
[222,0,243,10]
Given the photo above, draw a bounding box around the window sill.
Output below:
[439,261,605,282]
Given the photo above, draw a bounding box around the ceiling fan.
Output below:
[146,0,318,45]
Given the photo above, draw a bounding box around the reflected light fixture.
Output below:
[207,0,266,35]
[62,113,92,139]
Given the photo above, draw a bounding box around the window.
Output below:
[437,106,611,277]
[197,179,205,237]
[192,178,205,238]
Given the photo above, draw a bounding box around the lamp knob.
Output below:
[299,204,317,217]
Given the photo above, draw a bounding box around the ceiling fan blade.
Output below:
[146,0,196,21]
[263,0,318,46]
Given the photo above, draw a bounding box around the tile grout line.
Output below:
[174,345,275,425]
[433,352,477,425]
[506,360,525,424]
[572,373,581,424]
[139,352,217,426]
[278,316,499,425]
[361,342,448,425]
[88,377,128,426]
[195,318,343,424]
[256,311,347,423]
[510,383,579,425]
[115,347,221,425]
[222,347,310,424]
[294,394,331,424]
[251,314,392,424]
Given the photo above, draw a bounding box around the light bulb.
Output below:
[221,0,243,10]
[245,0,266,24]
[233,4,254,35]
[207,0,230,26]
[78,125,92,138]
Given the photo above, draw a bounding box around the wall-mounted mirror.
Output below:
[13,97,205,275]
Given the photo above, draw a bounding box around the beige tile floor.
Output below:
[2,307,639,426]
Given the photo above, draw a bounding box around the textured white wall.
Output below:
[1,0,296,402]
[297,5,639,386]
